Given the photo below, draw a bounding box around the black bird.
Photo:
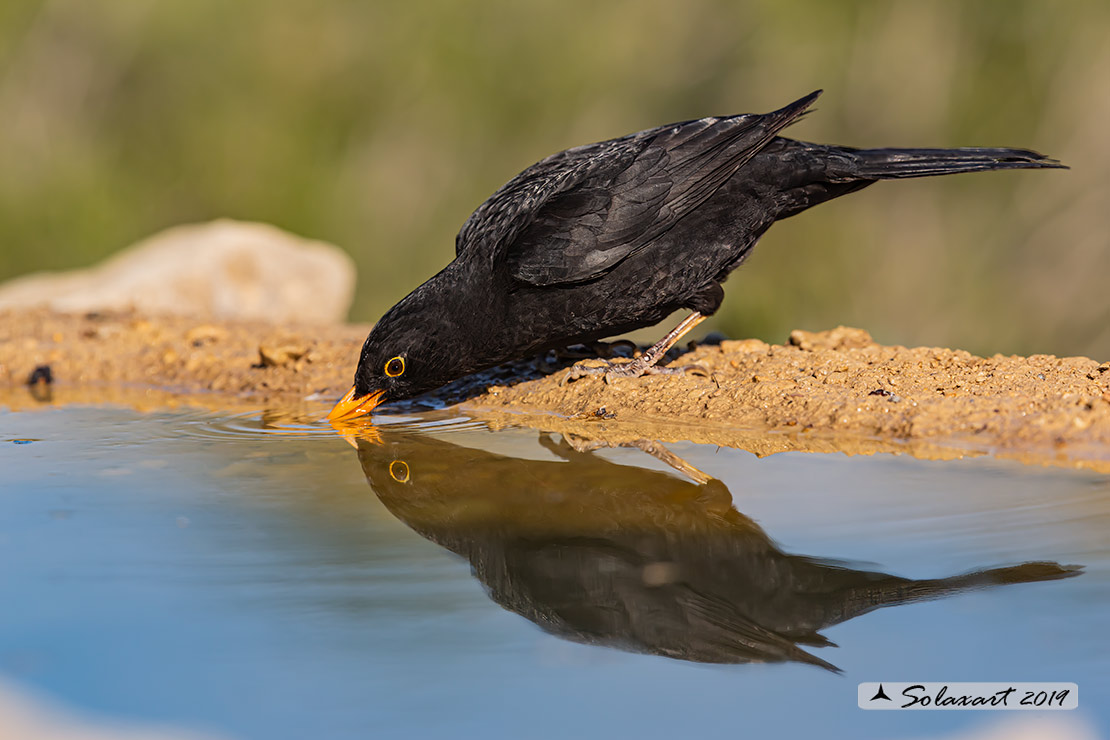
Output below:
[355,429,1081,670]
[330,90,1063,420]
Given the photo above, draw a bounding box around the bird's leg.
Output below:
[629,440,713,484]
[609,312,707,377]
[563,312,708,383]
[539,433,713,485]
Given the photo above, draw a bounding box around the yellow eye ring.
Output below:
[384,356,405,377]
[389,460,410,483]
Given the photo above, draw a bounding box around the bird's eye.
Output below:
[389,460,410,483]
[384,356,405,377]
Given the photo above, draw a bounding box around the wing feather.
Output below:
[454,91,821,286]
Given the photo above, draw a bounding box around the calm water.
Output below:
[2,404,1108,739]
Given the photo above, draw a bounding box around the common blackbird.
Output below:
[330,90,1063,420]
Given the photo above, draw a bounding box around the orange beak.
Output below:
[326,386,385,422]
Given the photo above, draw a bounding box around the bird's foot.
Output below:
[559,361,610,385]
[536,340,639,376]
[626,363,711,381]
[647,363,711,379]
[560,358,710,385]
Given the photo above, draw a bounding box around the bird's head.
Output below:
[326,292,467,422]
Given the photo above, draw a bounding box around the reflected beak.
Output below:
[327,386,385,422]
[332,422,383,450]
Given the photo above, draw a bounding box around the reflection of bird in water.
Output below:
[356,431,1081,672]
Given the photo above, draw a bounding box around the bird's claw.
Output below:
[560,359,711,385]
[542,340,641,380]
[677,363,712,378]
[601,357,657,379]
[560,360,611,385]
[633,363,711,379]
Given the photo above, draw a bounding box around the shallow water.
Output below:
[2,404,1108,739]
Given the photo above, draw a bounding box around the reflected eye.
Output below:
[384,356,405,377]
[389,460,410,483]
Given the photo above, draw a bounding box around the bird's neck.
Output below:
[407,260,512,374]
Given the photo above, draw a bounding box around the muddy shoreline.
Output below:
[2,309,1109,470]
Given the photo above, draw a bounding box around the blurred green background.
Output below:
[1,0,1107,358]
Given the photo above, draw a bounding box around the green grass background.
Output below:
[1,1,1107,358]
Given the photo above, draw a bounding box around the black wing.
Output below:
[454,90,821,287]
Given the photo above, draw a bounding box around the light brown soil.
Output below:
[0,308,368,403]
[2,309,1109,470]
[470,327,1110,471]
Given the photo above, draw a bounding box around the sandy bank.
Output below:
[2,309,1108,470]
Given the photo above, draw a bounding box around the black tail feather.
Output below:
[837,146,1066,180]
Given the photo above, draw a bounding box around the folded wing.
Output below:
[455,91,822,286]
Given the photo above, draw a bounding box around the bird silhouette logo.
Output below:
[870,684,892,702]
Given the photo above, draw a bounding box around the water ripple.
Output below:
[166,408,489,442]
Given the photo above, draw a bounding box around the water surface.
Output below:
[2,404,1107,738]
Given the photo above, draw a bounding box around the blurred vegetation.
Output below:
[1,0,1107,358]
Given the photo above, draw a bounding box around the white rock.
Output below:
[0,219,356,323]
